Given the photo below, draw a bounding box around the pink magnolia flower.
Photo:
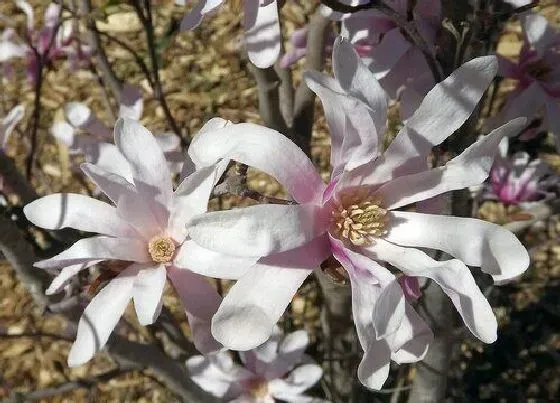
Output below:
[187,328,323,402]
[497,12,560,148]
[185,38,530,389]
[51,84,184,175]
[24,118,254,366]
[484,138,551,205]
[177,0,280,68]
[0,1,90,83]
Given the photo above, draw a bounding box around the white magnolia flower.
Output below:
[184,38,530,389]
[24,118,253,366]
[177,0,280,68]
[187,328,324,402]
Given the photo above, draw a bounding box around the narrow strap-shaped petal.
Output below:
[385,211,529,282]
[389,303,433,364]
[174,239,258,280]
[363,240,497,343]
[211,236,330,351]
[118,83,143,120]
[377,117,527,209]
[114,118,173,228]
[364,28,411,79]
[522,12,558,56]
[34,236,150,269]
[1,104,25,147]
[179,0,224,31]
[24,193,137,238]
[263,330,310,380]
[83,142,134,183]
[268,364,323,401]
[167,266,223,354]
[188,203,330,257]
[46,260,101,295]
[132,264,167,325]
[80,163,135,205]
[244,0,280,68]
[68,264,139,366]
[189,122,326,204]
[64,102,112,139]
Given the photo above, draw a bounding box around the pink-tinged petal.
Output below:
[385,211,530,282]
[24,193,137,237]
[1,104,25,147]
[377,117,527,209]
[64,102,112,139]
[44,3,60,27]
[268,364,323,401]
[304,70,381,176]
[80,163,135,206]
[46,261,101,295]
[51,121,75,147]
[279,47,307,68]
[88,143,133,182]
[167,266,222,354]
[186,352,252,398]
[502,82,548,123]
[521,12,558,56]
[373,279,405,339]
[132,264,166,325]
[115,187,164,240]
[169,161,228,240]
[363,240,497,343]
[118,83,143,120]
[189,123,325,204]
[179,0,224,31]
[212,236,330,351]
[68,264,139,366]
[354,56,498,187]
[34,236,151,269]
[244,0,280,68]
[174,239,258,280]
[114,118,173,228]
[188,204,330,257]
[367,28,411,79]
[398,276,421,302]
[389,303,433,363]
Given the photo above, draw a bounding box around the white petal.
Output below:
[522,12,557,56]
[366,28,412,79]
[114,118,173,228]
[85,142,133,183]
[24,193,137,237]
[212,237,330,351]
[189,122,325,204]
[389,304,433,364]
[244,0,280,68]
[363,240,497,343]
[167,266,223,354]
[268,364,323,400]
[385,211,529,282]
[188,204,330,257]
[377,117,527,209]
[50,121,75,148]
[373,279,405,339]
[263,330,310,380]
[174,239,258,280]
[155,133,181,152]
[68,264,139,366]
[1,104,25,147]
[118,83,143,120]
[46,261,101,295]
[35,236,151,269]
[132,264,167,325]
[179,0,224,31]
[64,102,112,139]
[80,163,135,205]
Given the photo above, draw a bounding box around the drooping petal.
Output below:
[34,236,151,269]
[189,122,325,204]
[244,0,280,68]
[1,104,25,147]
[212,236,330,351]
[363,240,498,343]
[114,118,173,227]
[260,330,310,380]
[46,260,101,295]
[24,193,137,238]
[169,161,228,241]
[174,239,258,280]
[167,266,222,354]
[68,264,139,366]
[373,279,405,339]
[385,211,529,282]
[179,0,224,31]
[377,117,527,208]
[268,364,323,401]
[132,264,167,325]
[389,303,433,364]
[188,204,330,257]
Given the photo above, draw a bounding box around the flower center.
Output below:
[247,379,269,399]
[331,188,388,246]
[148,236,176,263]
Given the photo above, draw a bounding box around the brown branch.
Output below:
[0,150,39,204]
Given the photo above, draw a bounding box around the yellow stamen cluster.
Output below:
[247,379,269,399]
[148,236,176,263]
[331,189,388,246]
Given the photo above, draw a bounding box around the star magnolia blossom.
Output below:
[177,0,280,68]
[187,328,323,402]
[185,38,530,389]
[24,118,254,366]
[50,84,183,175]
[0,1,89,83]
[497,12,560,148]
